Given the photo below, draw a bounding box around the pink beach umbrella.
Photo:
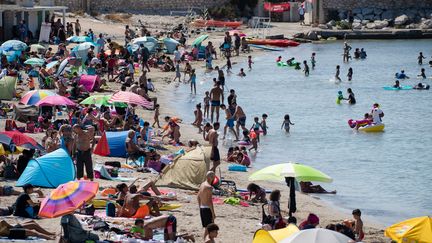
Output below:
[35,95,76,107]
[109,91,153,109]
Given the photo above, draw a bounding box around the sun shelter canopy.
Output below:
[17,149,75,188]
[264,2,290,12]
[106,131,129,158]
[0,76,17,100]
[79,74,101,92]
[156,146,211,190]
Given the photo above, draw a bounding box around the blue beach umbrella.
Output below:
[67,35,92,43]
[1,40,28,51]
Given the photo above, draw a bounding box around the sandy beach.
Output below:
[0,13,389,243]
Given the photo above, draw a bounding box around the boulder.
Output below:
[353,19,362,23]
[420,19,432,29]
[366,23,376,29]
[362,7,374,16]
[352,22,362,29]
[361,20,370,25]
[381,10,394,20]
[305,31,319,41]
[394,14,409,25]
[374,20,389,29]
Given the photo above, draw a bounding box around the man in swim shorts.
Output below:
[198,171,216,239]
[209,82,224,123]
[205,122,221,172]
[221,104,238,140]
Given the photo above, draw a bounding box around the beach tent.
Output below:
[156,146,211,190]
[0,76,17,100]
[253,224,300,243]
[17,148,75,188]
[79,74,101,92]
[163,38,180,54]
[106,131,129,157]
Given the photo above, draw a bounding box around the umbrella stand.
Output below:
[285,177,297,217]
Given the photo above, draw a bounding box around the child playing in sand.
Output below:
[303,60,309,76]
[281,114,294,133]
[335,65,342,82]
[152,104,161,128]
[352,209,364,242]
[189,69,197,94]
[226,56,232,74]
[173,63,181,82]
[311,52,316,69]
[261,114,268,136]
[347,67,353,81]
[203,91,210,119]
[192,103,203,133]
[238,68,246,77]
[248,55,253,70]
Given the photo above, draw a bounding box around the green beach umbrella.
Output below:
[248,162,333,183]
[191,34,209,47]
[24,58,45,66]
[80,95,127,108]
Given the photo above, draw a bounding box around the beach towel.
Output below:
[0,237,46,242]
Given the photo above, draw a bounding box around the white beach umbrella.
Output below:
[280,228,354,243]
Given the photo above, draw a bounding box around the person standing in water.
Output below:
[188,69,197,94]
[303,60,310,76]
[220,104,238,140]
[418,52,426,65]
[347,67,353,81]
[248,56,254,70]
[203,91,210,120]
[418,68,426,79]
[344,88,356,104]
[209,82,224,123]
[281,114,294,133]
[311,53,316,69]
[335,65,342,82]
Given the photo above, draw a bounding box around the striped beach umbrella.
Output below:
[20,90,56,105]
[39,181,99,218]
[109,91,153,108]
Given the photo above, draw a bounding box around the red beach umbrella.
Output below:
[109,91,153,109]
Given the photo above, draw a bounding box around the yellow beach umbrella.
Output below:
[385,216,432,243]
[253,224,299,243]
[0,144,24,155]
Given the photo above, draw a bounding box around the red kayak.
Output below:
[191,19,242,29]
[247,39,300,47]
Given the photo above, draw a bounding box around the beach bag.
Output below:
[106,202,116,217]
[8,227,26,239]
[261,203,273,225]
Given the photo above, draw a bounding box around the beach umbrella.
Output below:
[39,180,99,218]
[24,58,45,66]
[72,42,97,63]
[280,228,353,243]
[35,95,76,107]
[163,37,180,54]
[1,40,28,51]
[67,35,92,43]
[0,143,24,155]
[0,131,39,148]
[20,89,56,105]
[192,34,209,47]
[45,60,59,70]
[109,91,153,108]
[248,162,333,183]
[80,94,127,107]
[30,44,46,52]
[385,216,432,243]
[253,224,299,243]
[131,36,158,53]
[55,58,70,77]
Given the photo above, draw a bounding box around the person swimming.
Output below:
[336,91,344,104]
[360,48,367,59]
[413,83,430,90]
[287,58,295,66]
[393,80,401,88]
[294,62,301,70]
[395,70,409,79]
[418,68,426,79]
[276,56,282,62]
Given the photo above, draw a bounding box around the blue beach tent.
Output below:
[16,148,75,188]
[106,131,129,157]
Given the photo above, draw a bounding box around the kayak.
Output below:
[191,19,242,29]
[247,39,300,47]
[249,44,283,51]
[383,86,412,90]
[358,123,385,132]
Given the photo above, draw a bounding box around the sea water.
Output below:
[168,39,432,225]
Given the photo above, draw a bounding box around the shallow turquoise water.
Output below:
[169,39,432,225]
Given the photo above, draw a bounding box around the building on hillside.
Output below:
[0,0,67,42]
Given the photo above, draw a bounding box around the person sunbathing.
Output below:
[141,215,195,242]
[299,182,336,194]
[0,220,55,240]
[117,191,161,217]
